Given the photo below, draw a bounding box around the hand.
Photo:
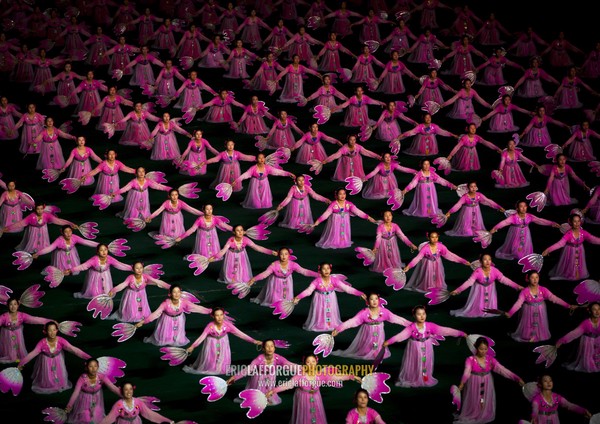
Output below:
[451,185,458,190]
[360,293,367,301]
[108,291,115,297]
[71,224,79,230]
[517,379,525,387]
[504,312,510,318]
[293,297,300,305]
[499,208,505,213]
[354,376,362,383]
[272,250,278,256]
[266,390,274,398]
[248,278,255,286]
[175,237,182,243]
[401,189,407,196]
[410,244,417,252]
[79,176,87,182]
[490,229,497,234]
[135,320,144,328]
[186,346,194,354]
[368,216,376,223]
[59,168,66,173]
[584,410,592,419]
[254,340,263,346]
[208,256,215,263]
[541,249,549,257]
[581,207,589,214]
[450,290,458,296]
[568,305,578,313]
[226,376,235,385]
[445,212,450,218]
[63,269,72,275]
[458,383,464,391]
[331,330,338,337]
[372,248,378,254]
[145,218,152,223]
[552,223,561,229]
[383,341,389,347]
[32,253,39,260]
[64,406,72,413]
[402,266,409,273]
[446,156,452,161]
[516,285,524,290]
[584,185,590,192]
[465,262,471,267]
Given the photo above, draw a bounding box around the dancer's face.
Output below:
[133,263,144,276]
[319,264,331,277]
[8,299,18,313]
[86,360,99,377]
[476,343,488,358]
[414,309,426,323]
[356,391,369,408]
[98,245,108,258]
[368,295,379,308]
[46,324,58,339]
[213,309,224,324]
[540,375,553,391]
[528,273,539,286]
[278,249,289,262]
[383,211,392,223]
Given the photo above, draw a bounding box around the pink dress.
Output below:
[206,151,256,192]
[492,213,556,260]
[213,237,274,284]
[128,53,163,86]
[174,78,215,110]
[179,138,219,176]
[521,115,556,147]
[403,123,454,157]
[345,408,385,424]
[377,61,412,94]
[66,373,120,424]
[63,147,102,185]
[147,200,202,238]
[372,109,414,142]
[107,44,136,75]
[449,134,498,171]
[266,26,291,49]
[149,121,188,160]
[142,298,211,346]
[326,144,381,181]
[445,89,487,120]
[18,337,91,394]
[248,60,284,91]
[545,229,600,281]
[557,319,600,372]
[293,131,339,164]
[402,170,454,218]
[387,322,466,387]
[224,48,258,79]
[96,95,129,132]
[35,235,98,275]
[118,111,160,147]
[416,77,453,105]
[450,267,520,318]
[530,392,588,424]
[278,185,329,229]
[404,242,469,292]
[545,165,585,206]
[584,187,600,225]
[237,165,294,209]
[267,119,301,149]
[0,190,33,231]
[455,355,522,423]
[100,398,172,424]
[179,215,232,257]
[445,45,479,75]
[0,104,21,140]
[318,41,349,72]
[35,129,76,170]
[314,201,370,249]
[238,17,270,47]
[115,178,171,220]
[479,56,514,86]
[332,307,409,360]
[110,274,167,322]
[383,27,415,53]
[152,24,177,51]
[362,162,416,200]
[351,54,383,84]
[16,112,45,154]
[277,64,315,103]
[71,255,132,299]
[85,34,113,67]
[371,223,414,272]
[296,276,365,331]
[506,285,569,342]
[341,96,380,127]
[92,161,133,202]
[200,94,243,123]
[154,67,185,98]
[564,128,598,162]
[183,322,258,375]
[286,34,319,62]
[408,34,441,64]
[308,85,347,111]
[11,212,73,253]
[445,193,503,237]
[487,104,522,133]
[0,312,51,364]
[199,42,229,68]
[236,103,274,135]
[516,68,553,98]
[556,77,585,109]
[251,261,318,307]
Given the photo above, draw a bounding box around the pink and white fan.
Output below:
[425,288,451,305]
[450,385,461,410]
[41,407,68,424]
[0,367,23,396]
[344,176,363,195]
[573,279,600,304]
[361,373,391,403]
[473,230,492,248]
[239,389,268,419]
[355,247,375,266]
[86,294,113,319]
[383,268,406,291]
[159,347,189,366]
[271,300,295,319]
[312,333,335,357]
[386,188,404,211]
[532,345,558,368]
[200,376,228,402]
[518,253,544,273]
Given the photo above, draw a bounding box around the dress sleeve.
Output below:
[453,271,477,295]
[190,324,212,349]
[491,358,522,382]
[541,287,569,309]
[335,280,364,297]
[66,375,84,409]
[385,326,412,345]
[460,357,473,385]
[61,338,91,360]
[428,322,466,338]
[506,290,526,318]
[557,395,588,415]
[108,256,133,272]
[143,302,166,324]
[227,323,258,344]
[138,400,172,423]
[334,310,366,333]
[557,322,586,345]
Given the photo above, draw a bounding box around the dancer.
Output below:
[0,180,34,231]
[400,113,458,157]
[123,45,164,87]
[369,210,417,272]
[176,204,233,258]
[233,96,275,135]
[61,137,103,186]
[335,86,386,127]
[73,70,107,116]
[376,51,418,95]
[292,123,342,165]
[148,112,191,160]
[202,140,256,192]
[14,103,45,154]
[114,167,171,220]
[0,96,22,141]
[401,159,457,218]
[33,225,99,275]
[223,40,259,80]
[514,57,559,99]
[105,36,139,76]
[440,78,492,121]
[246,52,284,92]
[581,186,600,225]
[173,70,217,111]
[381,19,416,54]
[527,375,592,423]
[33,117,77,170]
[345,389,387,424]
[315,32,355,73]
[361,153,417,200]
[321,135,382,182]
[414,68,456,106]
[519,105,569,148]
[275,175,331,229]
[553,66,597,110]
[275,55,322,104]
[264,111,303,150]
[475,47,523,86]
[99,382,177,424]
[198,35,231,69]
[540,31,584,68]
[113,102,161,148]
[146,189,203,238]
[303,74,349,112]
[350,45,385,84]
[370,101,417,143]
[507,26,548,58]
[446,123,502,171]
[83,149,136,203]
[152,59,186,99]
[555,302,600,372]
[406,28,449,65]
[197,90,245,124]
[480,95,532,134]
[543,154,590,207]
[562,120,600,162]
[440,35,487,76]
[93,86,133,132]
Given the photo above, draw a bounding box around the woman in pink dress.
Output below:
[235,10,272,48]
[441,79,492,121]
[210,225,277,284]
[198,35,231,69]
[173,70,217,111]
[114,102,161,148]
[150,18,179,54]
[184,307,261,375]
[99,382,177,424]
[14,103,45,154]
[554,66,598,110]
[223,40,259,79]
[27,49,61,94]
[83,150,136,203]
[335,86,386,128]
[246,52,285,91]
[197,90,245,124]
[146,189,203,239]
[482,95,532,134]
[449,5,482,37]
[540,31,584,68]
[519,105,569,148]
[267,354,362,423]
[351,9,394,43]
[195,0,224,30]
[414,68,456,106]
[177,129,220,176]
[113,0,139,31]
[234,96,276,135]
[311,188,377,249]
[505,271,574,343]
[400,113,458,157]
[33,225,98,275]
[345,389,387,424]
[376,51,418,95]
[282,26,324,63]
[490,200,560,261]
[315,32,356,72]
[249,247,318,307]
[543,154,590,207]
[382,19,416,54]
[136,285,211,347]
[232,153,296,210]
[304,74,349,112]
[371,101,417,142]
[555,302,600,373]
[265,110,303,149]
[292,123,342,164]
[508,26,548,58]
[401,159,457,218]
[176,24,210,60]
[74,71,108,116]
[446,123,502,171]
[454,337,524,424]
[105,37,139,76]
[476,47,524,86]
[528,375,592,423]
[384,305,466,387]
[276,55,322,103]
[59,17,91,61]
[351,45,385,84]
[562,120,600,162]
[108,261,170,323]
[403,231,470,292]
[581,41,600,79]
[542,214,600,281]
[406,28,448,64]
[323,2,362,38]
[332,293,409,360]
[582,186,600,225]
[443,181,505,237]
[33,117,76,171]
[203,140,256,192]
[148,113,191,159]
[0,297,51,364]
[362,153,416,200]
[475,12,511,46]
[369,210,417,272]
[151,59,186,100]
[124,46,164,87]
[0,180,33,232]
[514,57,560,99]
[65,358,122,424]
[276,175,331,229]
[60,136,102,186]
[18,321,91,394]
[93,86,134,132]
[114,167,171,220]
[9,43,34,84]
[84,26,117,68]
[449,254,522,318]
[294,263,366,331]
[219,3,244,33]
[264,19,293,50]
[441,35,487,76]
[176,204,233,258]
[0,97,22,141]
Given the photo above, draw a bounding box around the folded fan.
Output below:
[517,253,544,273]
[258,209,279,227]
[360,125,373,141]
[312,333,335,357]
[431,213,447,228]
[573,279,600,304]
[186,254,210,276]
[355,247,375,266]
[424,288,451,305]
[473,230,492,248]
[297,223,314,234]
[312,105,331,124]
[308,159,323,175]
[344,176,363,195]
[271,300,295,319]
[532,344,558,368]
[215,183,233,201]
[41,407,68,424]
[159,347,189,366]
[58,321,82,337]
[389,138,401,155]
[11,251,34,270]
[78,111,91,125]
[111,323,137,342]
[0,367,23,396]
[227,282,251,299]
[97,356,126,382]
[59,178,82,194]
[491,169,504,184]
[41,266,65,288]
[433,157,451,175]
[41,168,60,183]
[383,268,406,291]
[91,194,113,210]
[78,222,99,240]
[372,346,386,370]
[199,376,228,402]
[450,385,461,410]
[386,188,404,211]
[124,217,146,232]
[154,235,178,249]
[525,191,547,212]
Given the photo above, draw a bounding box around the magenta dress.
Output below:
[0,190,33,231]
[404,243,469,292]
[18,337,91,394]
[346,408,385,424]
[278,185,329,229]
[450,267,520,318]
[582,49,600,78]
[0,104,21,141]
[66,373,120,424]
[341,96,379,127]
[29,58,55,93]
[278,64,314,103]
[148,199,202,238]
[564,128,598,162]
[238,17,269,47]
[16,112,45,154]
[584,187,600,225]
[11,212,74,253]
[521,115,555,147]
[206,151,256,192]
[371,223,413,272]
[308,85,347,111]
[479,56,513,86]
[96,96,129,131]
[143,298,211,347]
[237,165,294,209]
[267,119,301,149]
[330,10,355,37]
[403,123,455,157]
[118,111,160,147]
[530,392,588,424]
[92,161,133,203]
[327,144,381,181]
[109,274,167,322]
[286,34,319,62]
[199,42,229,68]
[351,54,383,84]
[251,261,318,307]
[248,60,284,91]
[71,255,133,299]
[556,77,585,109]
[155,67,185,97]
[387,322,466,387]
[318,41,347,72]
[402,170,455,218]
[266,26,291,49]
[416,77,453,105]
[237,103,273,135]
[296,276,365,331]
[179,138,219,176]
[183,321,258,375]
[332,307,409,360]
[128,53,163,86]
[180,215,232,257]
[492,213,556,260]
[546,229,600,281]
[224,48,257,79]
[446,193,503,237]
[377,61,413,95]
[0,312,51,364]
[152,25,177,51]
[116,178,170,220]
[107,44,136,75]
[445,45,479,75]
[487,104,522,133]
[74,79,106,115]
[85,35,114,67]
[100,398,172,424]
[35,129,76,170]
[372,109,412,142]
[174,78,214,110]
[293,131,339,164]
[314,201,370,249]
[408,34,441,64]
[200,94,243,123]
[449,134,499,172]
[60,25,90,59]
[455,355,522,424]
[64,147,102,185]
[383,27,415,54]
[445,89,487,120]
[506,285,569,342]
[556,319,600,372]
[149,121,187,160]
[35,234,98,275]
[363,163,416,200]
[516,68,553,98]
[545,165,585,206]
[213,237,274,284]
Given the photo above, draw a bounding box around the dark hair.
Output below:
[120,381,135,395]
[278,247,290,255]
[303,353,317,364]
[366,292,380,300]
[211,307,226,317]
[262,339,275,350]
[61,225,72,233]
[334,187,346,197]
[353,388,370,404]
[168,284,181,295]
[474,337,488,349]
[6,296,19,306]
[479,253,492,261]
[588,302,600,316]
[412,305,426,316]
[44,321,59,332]
[85,358,99,367]
[515,200,527,209]
[568,214,581,224]
[168,189,179,196]
[95,243,108,254]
